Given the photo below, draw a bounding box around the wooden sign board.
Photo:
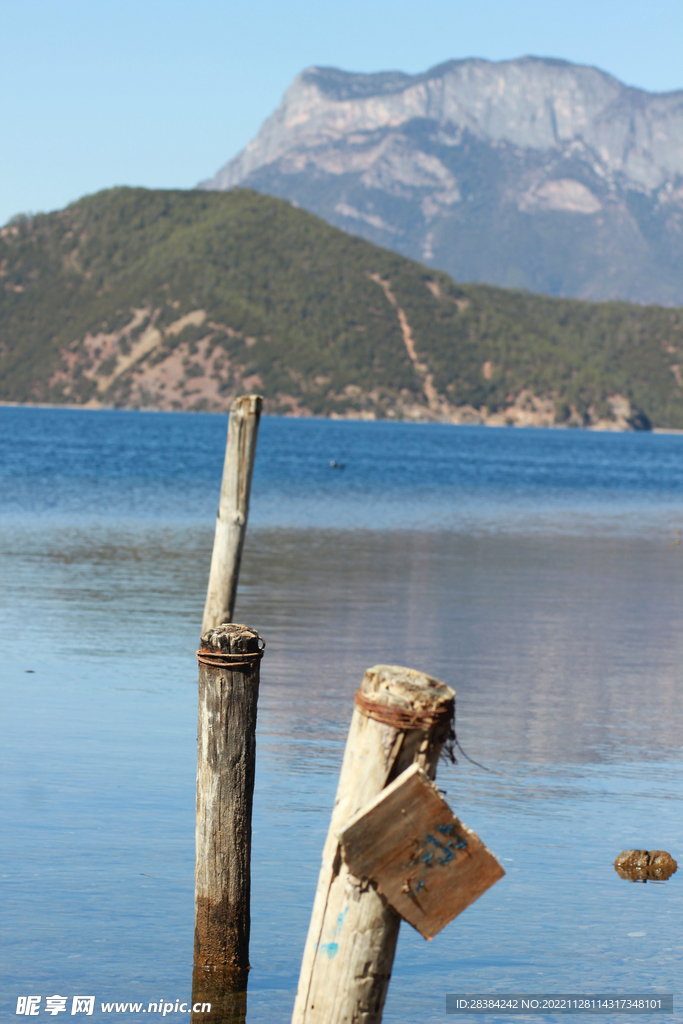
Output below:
[337,763,504,940]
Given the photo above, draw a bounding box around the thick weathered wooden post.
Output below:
[202,395,262,634]
[194,623,265,987]
[291,665,455,1024]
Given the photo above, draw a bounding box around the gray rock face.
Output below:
[199,57,683,304]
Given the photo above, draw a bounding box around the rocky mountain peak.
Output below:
[200,57,683,304]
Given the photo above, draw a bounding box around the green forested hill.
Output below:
[1,186,683,428]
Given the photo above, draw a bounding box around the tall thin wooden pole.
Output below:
[291,664,455,1024]
[202,394,262,634]
[194,623,265,988]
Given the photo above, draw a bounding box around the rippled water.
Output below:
[1,407,682,1022]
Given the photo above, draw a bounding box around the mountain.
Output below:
[199,57,683,305]
[1,186,683,428]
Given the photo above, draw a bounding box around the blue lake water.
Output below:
[1,406,682,1023]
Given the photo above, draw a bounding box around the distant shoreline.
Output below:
[5,188,683,438]
[2,400,682,433]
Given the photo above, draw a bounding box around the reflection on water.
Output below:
[1,408,682,1022]
[191,967,247,1024]
[614,851,678,884]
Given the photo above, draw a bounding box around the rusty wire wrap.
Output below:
[354,688,454,732]
[196,640,265,670]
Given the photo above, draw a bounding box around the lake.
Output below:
[1,407,682,1022]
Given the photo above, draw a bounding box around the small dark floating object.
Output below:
[614,849,677,882]
[330,460,345,469]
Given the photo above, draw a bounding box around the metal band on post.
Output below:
[354,687,454,731]
[196,640,265,670]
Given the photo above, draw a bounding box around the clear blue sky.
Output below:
[1,0,682,226]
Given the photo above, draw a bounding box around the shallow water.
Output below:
[1,408,682,1022]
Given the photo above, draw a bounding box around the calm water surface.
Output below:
[1,408,682,1022]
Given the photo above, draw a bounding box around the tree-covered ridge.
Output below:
[1,186,682,428]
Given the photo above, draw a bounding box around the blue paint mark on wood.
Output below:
[426,831,467,857]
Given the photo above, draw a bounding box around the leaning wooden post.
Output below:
[291,665,455,1024]
[194,623,265,988]
[202,394,262,634]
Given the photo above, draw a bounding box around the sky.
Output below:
[1,0,683,227]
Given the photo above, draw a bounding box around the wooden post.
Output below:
[291,664,456,1024]
[194,623,265,989]
[202,395,262,634]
